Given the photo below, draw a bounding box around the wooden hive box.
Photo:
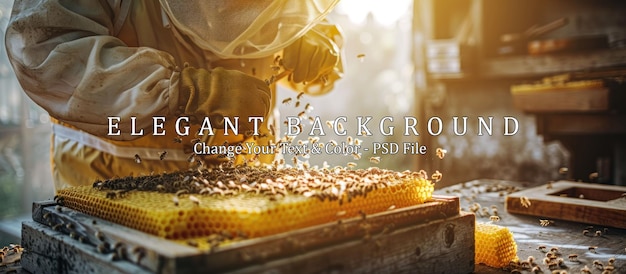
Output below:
[22,196,474,274]
[506,181,626,229]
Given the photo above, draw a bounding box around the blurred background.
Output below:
[2,0,626,245]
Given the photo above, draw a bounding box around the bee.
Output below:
[352,152,361,160]
[347,162,357,169]
[305,103,314,112]
[134,154,142,164]
[356,53,366,62]
[490,215,501,222]
[608,257,615,265]
[296,92,305,100]
[595,230,602,237]
[189,195,200,206]
[96,243,108,254]
[297,111,306,119]
[159,151,167,160]
[556,258,565,267]
[593,260,603,269]
[173,136,183,143]
[431,170,443,182]
[547,261,558,270]
[329,140,338,147]
[520,196,531,208]
[175,189,189,197]
[52,223,63,231]
[581,265,591,274]
[588,246,597,253]
[537,245,547,253]
[435,148,447,159]
[369,156,381,164]
[282,97,292,105]
[530,266,542,274]
[540,219,554,227]
[337,122,344,132]
[326,120,334,129]
[172,196,179,206]
[567,254,578,262]
[583,229,590,236]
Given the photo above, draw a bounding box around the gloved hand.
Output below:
[282,23,342,84]
[179,67,270,132]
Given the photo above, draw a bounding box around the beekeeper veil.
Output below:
[158,0,339,59]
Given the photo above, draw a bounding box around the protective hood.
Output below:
[158,0,339,59]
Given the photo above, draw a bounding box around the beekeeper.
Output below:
[5,0,344,190]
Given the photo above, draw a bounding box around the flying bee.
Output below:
[296,91,304,100]
[431,170,443,182]
[435,148,447,159]
[326,120,334,129]
[352,152,361,160]
[295,101,300,108]
[347,162,357,169]
[369,156,381,164]
[329,140,338,147]
[187,153,196,163]
[559,167,568,175]
[356,53,366,62]
[173,136,183,143]
[337,122,344,132]
[490,215,500,222]
[159,151,167,160]
[134,154,142,164]
[282,97,292,105]
[269,124,275,136]
[297,111,306,118]
[305,103,314,112]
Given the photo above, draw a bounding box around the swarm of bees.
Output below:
[95,165,432,207]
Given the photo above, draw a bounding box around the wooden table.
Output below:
[435,179,626,273]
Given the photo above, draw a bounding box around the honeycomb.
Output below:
[475,222,518,268]
[57,166,434,241]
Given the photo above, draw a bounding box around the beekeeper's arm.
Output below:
[5,0,270,141]
[282,21,345,95]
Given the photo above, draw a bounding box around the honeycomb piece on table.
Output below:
[475,222,518,268]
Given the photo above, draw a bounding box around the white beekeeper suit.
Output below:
[5,0,344,190]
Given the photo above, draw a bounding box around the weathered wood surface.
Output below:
[436,179,626,274]
[506,181,626,229]
[22,196,474,274]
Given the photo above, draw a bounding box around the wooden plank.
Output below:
[21,221,150,274]
[26,196,463,273]
[506,181,626,228]
[229,212,475,274]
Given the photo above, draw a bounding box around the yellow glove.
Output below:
[283,22,343,85]
[179,67,270,132]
